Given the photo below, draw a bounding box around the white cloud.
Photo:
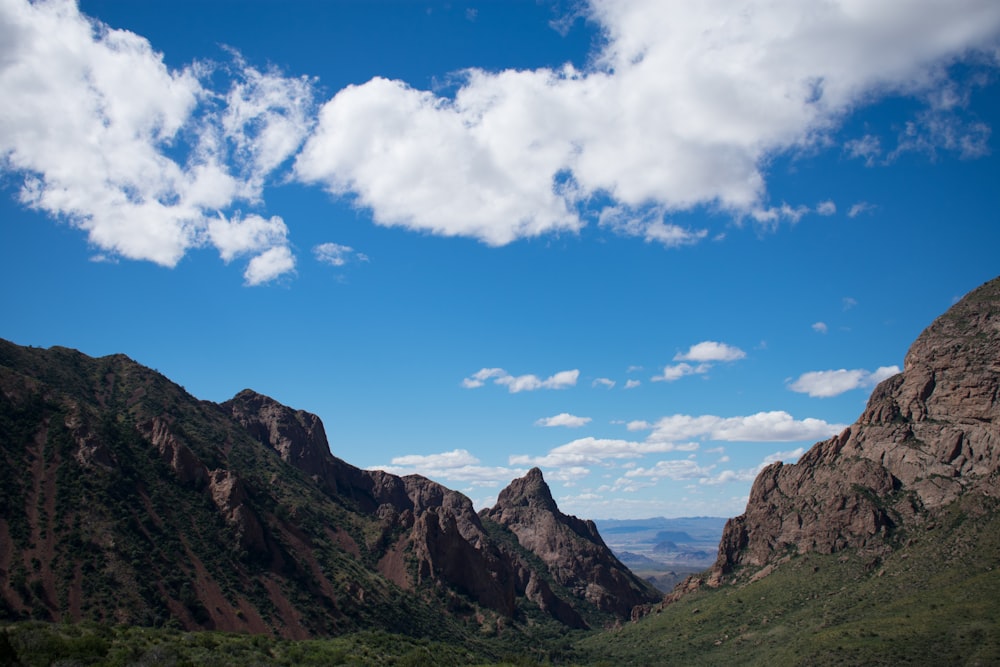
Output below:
[293,0,1000,246]
[817,200,837,216]
[598,205,708,247]
[644,411,846,443]
[592,377,616,389]
[536,413,592,428]
[812,321,829,334]
[788,366,901,398]
[848,202,876,218]
[624,379,641,389]
[651,341,746,382]
[462,367,579,392]
[208,213,289,263]
[652,362,710,382]
[675,341,746,363]
[621,459,713,482]
[314,242,368,267]
[702,447,804,485]
[389,449,480,468]
[0,0,313,281]
[510,436,699,467]
[243,245,295,285]
[846,134,882,166]
[371,449,526,487]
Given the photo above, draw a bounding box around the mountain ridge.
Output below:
[0,338,660,639]
[704,275,1000,586]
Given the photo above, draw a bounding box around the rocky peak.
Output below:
[484,468,661,618]
[224,389,331,479]
[494,466,558,512]
[709,276,1000,585]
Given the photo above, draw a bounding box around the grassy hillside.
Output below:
[4,494,997,665]
[577,493,1000,666]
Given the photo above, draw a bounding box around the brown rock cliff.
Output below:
[711,276,1000,583]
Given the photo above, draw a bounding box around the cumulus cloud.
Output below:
[638,411,846,443]
[812,321,829,334]
[701,447,804,485]
[788,366,901,398]
[0,0,311,281]
[675,341,747,363]
[208,213,289,263]
[3,0,999,273]
[243,245,295,285]
[817,200,837,216]
[652,362,710,382]
[462,367,579,392]
[621,459,713,483]
[510,436,699,467]
[371,449,526,487]
[536,413,592,428]
[652,341,746,382]
[293,0,1000,245]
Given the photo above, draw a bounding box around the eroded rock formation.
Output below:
[710,276,1000,583]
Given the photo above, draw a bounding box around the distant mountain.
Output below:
[0,340,660,639]
[708,275,1000,585]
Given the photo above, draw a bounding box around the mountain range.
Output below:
[0,337,658,641]
[2,275,999,664]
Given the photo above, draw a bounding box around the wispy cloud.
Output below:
[788,366,900,398]
[812,321,829,334]
[314,242,369,267]
[816,200,836,216]
[848,202,876,218]
[462,367,580,392]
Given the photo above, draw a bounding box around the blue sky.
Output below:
[1,0,998,519]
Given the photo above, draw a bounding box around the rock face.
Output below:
[711,276,1000,582]
[0,339,657,637]
[484,468,662,619]
[224,391,659,626]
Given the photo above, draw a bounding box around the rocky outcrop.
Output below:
[0,338,658,635]
[141,416,209,486]
[484,468,662,618]
[711,276,1000,583]
[223,391,638,625]
[208,469,266,554]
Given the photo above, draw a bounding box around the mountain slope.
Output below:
[0,339,657,639]
[573,275,1000,665]
[710,275,1000,584]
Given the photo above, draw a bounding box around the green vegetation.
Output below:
[576,493,1000,666]
[5,493,998,666]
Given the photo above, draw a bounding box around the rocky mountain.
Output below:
[709,276,1000,585]
[484,468,659,621]
[0,340,660,639]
